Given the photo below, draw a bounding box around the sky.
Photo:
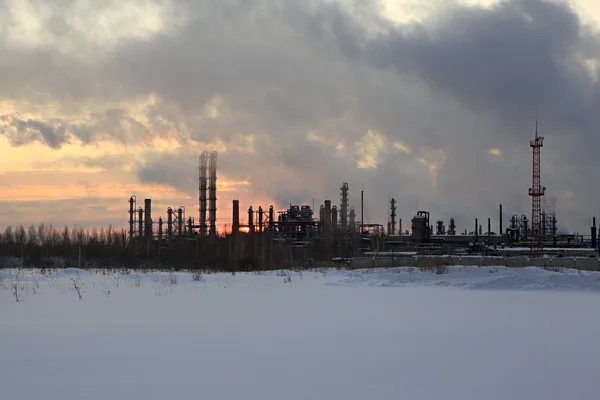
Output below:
[1,0,600,234]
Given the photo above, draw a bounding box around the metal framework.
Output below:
[340,182,349,230]
[199,152,208,236]
[208,151,218,236]
[528,120,545,254]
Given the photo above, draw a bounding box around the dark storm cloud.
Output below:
[367,0,600,139]
[1,0,600,232]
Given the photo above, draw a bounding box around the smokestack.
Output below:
[324,200,332,229]
[499,203,503,237]
[475,218,478,239]
[158,217,163,241]
[199,152,208,236]
[488,218,491,238]
[258,206,264,232]
[592,216,597,249]
[269,205,275,231]
[232,200,240,233]
[144,199,152,239]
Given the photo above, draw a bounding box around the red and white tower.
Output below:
[528,119,545,255]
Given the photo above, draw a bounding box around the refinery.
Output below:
[127,129,600,271]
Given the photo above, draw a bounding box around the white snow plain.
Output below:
[1,266,600,400]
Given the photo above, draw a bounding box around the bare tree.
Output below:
[70,273,84,300]
[11,271,26,302]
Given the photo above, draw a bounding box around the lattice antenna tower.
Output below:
[528,111,546,255]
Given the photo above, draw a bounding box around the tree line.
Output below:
[0,224,131,268]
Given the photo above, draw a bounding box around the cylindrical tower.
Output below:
[331,206,338,229]
[232,200,240,233]
[248,206,254,232]
[128,196,136,240]
[208,151,218,236]
[178,207,184,236]
[199,152,208,236]
[167,208,173,241]
[269,205,275,231]
[144,199,152,239]
[340,182,349,230]
[138,208,144,237]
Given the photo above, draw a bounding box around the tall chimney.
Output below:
[144,199,152,239]
[232,200,240,233]
[199,152,208,235]
[208,151,218,236]
[499,203,503,237]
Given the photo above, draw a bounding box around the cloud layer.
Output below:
[1,0,599,233]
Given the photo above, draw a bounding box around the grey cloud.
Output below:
[1,0,600,233]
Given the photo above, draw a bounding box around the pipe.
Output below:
[499,203,503,237]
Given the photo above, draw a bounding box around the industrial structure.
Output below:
[529,119,545,255]
[126,132,599,270]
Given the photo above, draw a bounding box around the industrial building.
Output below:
[126,127,599,270]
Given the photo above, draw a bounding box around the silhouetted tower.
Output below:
[529,117,545,255]
[340,182,349,230]
[199,152,208,235]
[208,151,218,236]
[448,218,456,235]
[389,198,397,235]
[232,200,240,233]
[248,206,254,232]
[128,196,136,240]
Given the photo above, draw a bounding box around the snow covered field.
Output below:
[2,266,600,400]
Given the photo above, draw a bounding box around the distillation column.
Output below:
[199,152,208,236]
[208,151,218,236]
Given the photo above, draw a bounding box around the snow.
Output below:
[1,266,600,400]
